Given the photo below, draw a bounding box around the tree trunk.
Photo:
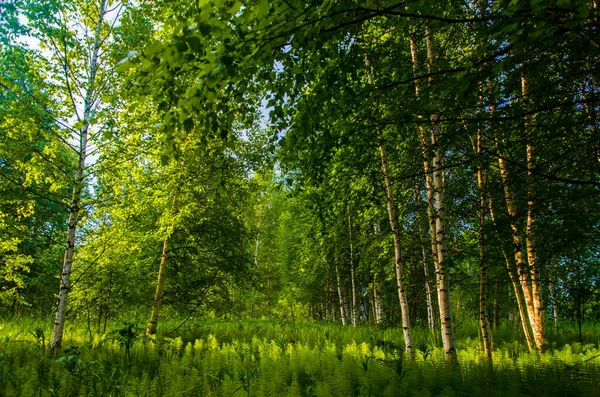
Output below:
[146,194,178,335]
[581,80,599,173]
[330,296,336,322]
[584,0,600,170]
[348,206,358,327]
[146,237,171,335]
[422,242,436,332]
[335,258,347,326]
[548,264,559,334]
[522,69,544,351]
[364,53,414,359]
[493,281,498,330]
[425,21,457,363]
[415,190,436,331]
[373,266,383,324]
[408,18,440,292]
[254,232,260,267]
[372,223,384,325]
[475,129,492,361]
[50,0,107,353]
[488,195,535,351]
[380,142,414,358]
[488,79,534,351]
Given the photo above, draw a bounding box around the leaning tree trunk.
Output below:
[486,78,535,351]
[425,21,457,363]
[496,115,537,352]
[495,69,541,352]
[146,236,171,335]
[51,0,107,352]
[488,196,535,351]
[364,53,414,359]
[146,194,179,335]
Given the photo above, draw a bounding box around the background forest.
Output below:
[1,0,600,395]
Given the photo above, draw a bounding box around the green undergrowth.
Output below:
[1,318,599,396]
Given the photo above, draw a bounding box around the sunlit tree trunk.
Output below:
[500,169,540,349]
[485,74,536,352]
[488,195,535,351]
[146,194,178,335]
[487,79,534,351]
[146,237,171,335]
[51,0,107,352]
[522,69,545,351]
[425,21,457,363]
[364,53,414,359]
[499,135,537,349]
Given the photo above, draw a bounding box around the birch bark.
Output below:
[348,206,357,327]
[425,21,457,362]
[364,53,414,358]
[51,0,108,352]
[475,129,492,361]
[335,258,347,326]
[522,69,544,351]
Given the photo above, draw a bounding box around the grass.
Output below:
[0,317,599,396]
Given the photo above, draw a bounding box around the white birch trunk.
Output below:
[408,18,439,335]
[335,259,347,326]
[486,78,536,352]
[522,69,545,351]
[364,54,414,358]
[348,206,357,327]
[51,0,107,352]
[425,21,457,363]
[373,269,383,324]
[475,130,492,361]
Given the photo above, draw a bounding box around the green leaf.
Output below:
[160,154,170,165]
[183,118,194,132]
[187,35,202,52]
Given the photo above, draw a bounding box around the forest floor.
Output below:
[1,318,599,396]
